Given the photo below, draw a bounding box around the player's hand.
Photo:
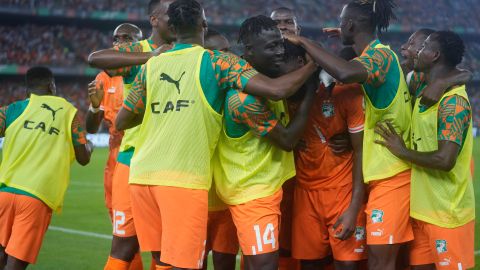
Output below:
[323,27,341,38]
[295,139,307,152]
[333,208,357,240]
[151,43,174,57]
[374,121,407,157]
[283,34,303,46]
[419,80,445,108]
[88,80,104,109]
[328,133,352,154]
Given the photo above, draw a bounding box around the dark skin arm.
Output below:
[420,69,473,107]
[284,35,368,84]
[74,141,94,166]
[244,61,318,101]
[115,108,144,131]
[87,44,173,76]
[86,80,104,133]
[333,131,365,240]
[375,121,460,171]
[88,49,153,70]
[266,77,316,151]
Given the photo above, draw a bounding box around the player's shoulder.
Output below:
[207,49,245,66]
[334,83,363,98]
[227,89,265,109]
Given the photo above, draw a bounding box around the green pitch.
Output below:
[0,139,478,269]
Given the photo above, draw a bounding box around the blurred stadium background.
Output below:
[0,0,479,269]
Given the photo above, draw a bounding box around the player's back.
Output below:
[0,94,77,212]
[295,84,364,190]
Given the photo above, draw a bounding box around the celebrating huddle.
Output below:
[0,0,475,270]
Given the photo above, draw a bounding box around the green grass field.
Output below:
[1,139,478,269]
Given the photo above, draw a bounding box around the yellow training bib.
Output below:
[213,99,295,205]
[119,39,153,152]
[0,94,77,212]
[411,85,475,228]
[362,43,412,182]
[129,46,222,189]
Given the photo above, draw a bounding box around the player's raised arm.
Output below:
[284,34,368,84]
[244,61,317,101]
[85,80,105,133]
[115,66,147,131]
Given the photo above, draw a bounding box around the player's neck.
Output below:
[150,32,167,47]
[426,65,454,86]
[353,33,376,56]
[176,32,204,47]
[28,89,52,96]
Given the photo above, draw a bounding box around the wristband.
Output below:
[89,104,101,113]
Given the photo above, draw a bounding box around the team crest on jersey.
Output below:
[436,240,448,254]
[355,226,366,241]
[322,102,335,118]
[107,87,116,93]
[371,209,384,224]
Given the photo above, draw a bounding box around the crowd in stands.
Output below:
[2,23,479,80]
[0,25,111,66]
[4,0,480,32]
[0,80,89,124]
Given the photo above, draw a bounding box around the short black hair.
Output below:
[148,0,161,15]
[284,40,306,63]
[238,15,278,45]
[25,66,53,90]
[347,0,397,33]
[416,28,435,37]
[430,31,465,67]
[167,0,203,33]
[271,7,295,15]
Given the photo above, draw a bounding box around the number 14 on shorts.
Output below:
[252,223,276,255]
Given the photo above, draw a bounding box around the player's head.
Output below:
[112,23,143,46]
[270,7,300,36]
[148,0,176,42]
[204,29,230,52]
[25,66,56,96]
[414,31,465,72]
[401,28,435,71]
[167,0,207,43]
[339,0,397,45]
[283,40,306,71]
[239,15,284,77]
[283,41,311,102]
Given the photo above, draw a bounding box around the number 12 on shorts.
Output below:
[252,223,275,255]
[113,210,125,235]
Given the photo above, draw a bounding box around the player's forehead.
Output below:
[271,11,296,21]
[255,28,283,46]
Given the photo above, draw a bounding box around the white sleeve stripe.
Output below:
[348,125,364,133]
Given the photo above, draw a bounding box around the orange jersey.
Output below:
[294,84,365,190]
[96,72,124,149]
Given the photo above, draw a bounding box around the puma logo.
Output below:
[160,71,186,94]
[41,103,63,121]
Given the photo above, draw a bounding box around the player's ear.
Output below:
[150,14,158,28]
[49,80,57,95]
